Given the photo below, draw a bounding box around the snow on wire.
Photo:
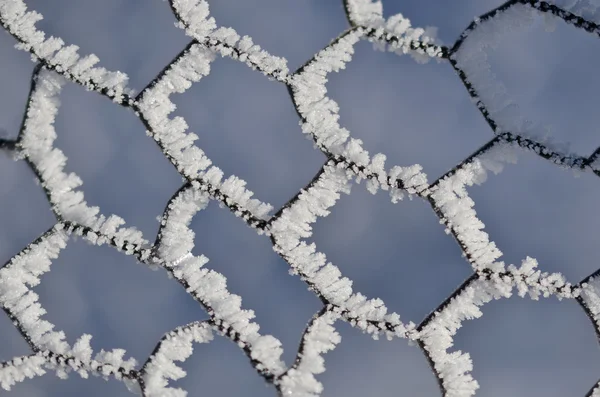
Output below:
[0,0,599,396]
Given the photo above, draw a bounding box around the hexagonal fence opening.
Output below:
[53,80,183,240]
[451,2,600,160]
[320,321,440,397]
[190,200,323,366]
[26,0,190,91]
[468,152,600,282]
[36,237,203,363]
[327,39,493,181]
[171,55,326,211]
[172,332,279,397]
[481,6,600,156]
[308,180,473,326]
[453,295,600,397]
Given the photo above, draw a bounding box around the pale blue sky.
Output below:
[0,1,599,396]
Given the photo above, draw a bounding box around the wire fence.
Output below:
[0,0,598,396]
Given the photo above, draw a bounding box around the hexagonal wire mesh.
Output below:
[0,0,599,396]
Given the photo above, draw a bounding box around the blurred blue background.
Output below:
[0,0,599,395]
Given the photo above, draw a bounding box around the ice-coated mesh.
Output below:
[0,0,599,396]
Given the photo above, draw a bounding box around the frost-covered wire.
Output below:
[0,0,132,104]
[342,0,446,60]
[13,66,149,257]
[0,354,47,391]
[0,225,140,390]
[578,276,600,343]
[588,379,600,397]
[137,43,273,228]
[169,0,289,82]
[269,162,415,341]
[415,257,580,397]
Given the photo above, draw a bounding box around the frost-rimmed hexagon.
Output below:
[14,65,149,260]
[0,224,140,392]
[449,0,600,173]
[150,182,342,396]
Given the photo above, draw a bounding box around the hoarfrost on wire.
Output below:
[0,0,599,396]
